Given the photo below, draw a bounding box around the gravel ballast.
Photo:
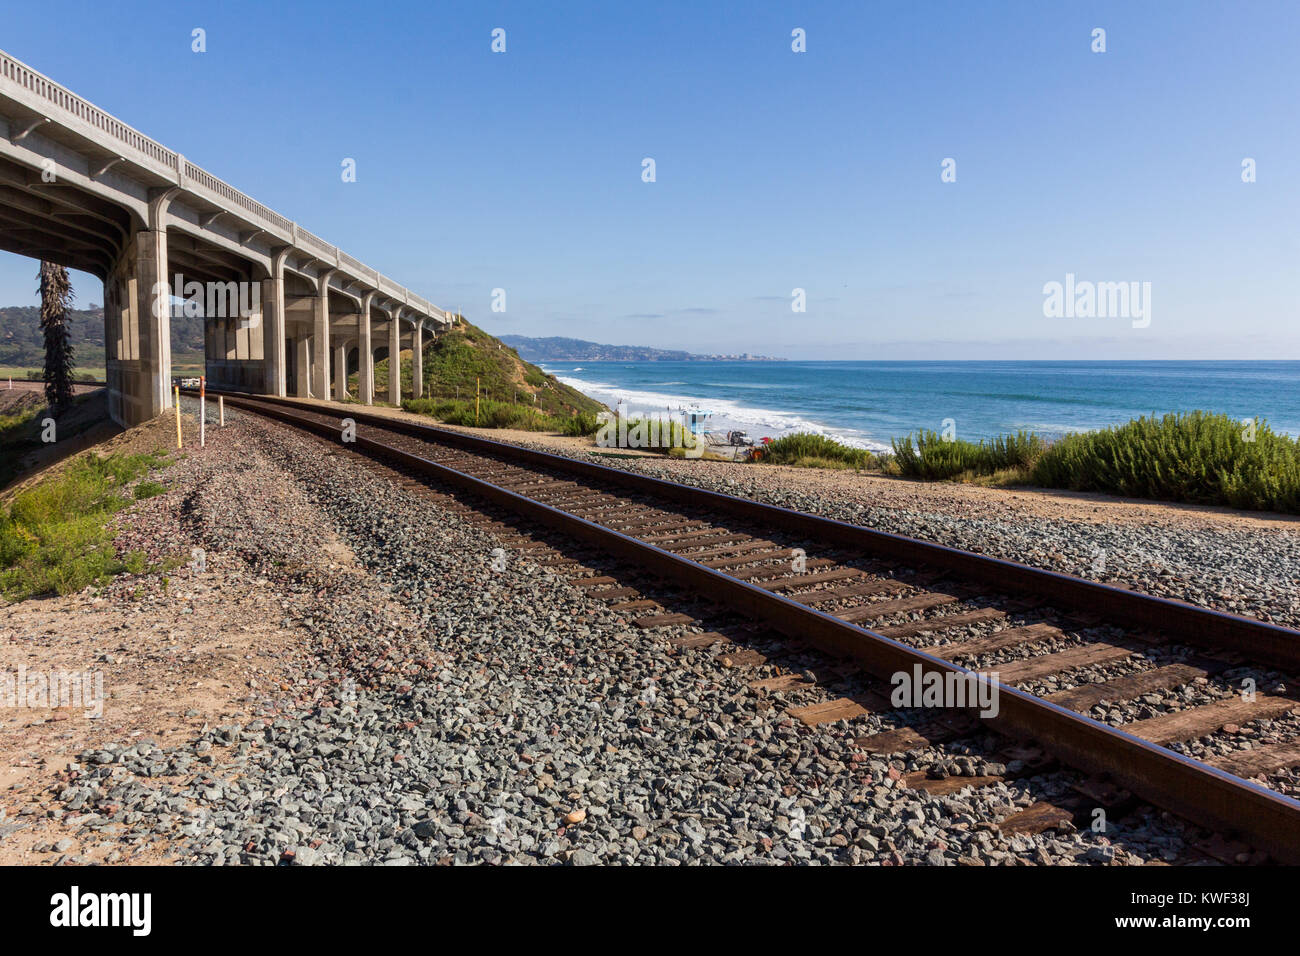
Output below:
[15,401,1277,864]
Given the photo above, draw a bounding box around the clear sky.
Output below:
[1,0,1296,359]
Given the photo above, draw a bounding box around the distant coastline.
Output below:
[499,335,784,363]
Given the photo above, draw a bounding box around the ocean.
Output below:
[544,360,1300,453]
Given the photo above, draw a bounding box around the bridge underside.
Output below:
[0,52,447,427]
[0,152,434,424]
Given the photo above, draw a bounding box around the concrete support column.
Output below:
[358,295,374,405]
[295,337,311,397]
[132,227,172,419]
[333,344,348,401]
[263,251,289,397]
[412,321,423,398]
[388,310,401,405]
[313,292,331,402]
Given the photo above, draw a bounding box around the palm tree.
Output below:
[38,260,75,414]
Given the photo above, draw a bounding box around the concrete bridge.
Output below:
[0,49,452,426]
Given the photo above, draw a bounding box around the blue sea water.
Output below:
[543,361,1300,453]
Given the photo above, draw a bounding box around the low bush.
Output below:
[559,412,602,437]
[1030,411,1300,513]
[133,480,166,500]
[758,432,875,468]
[891,429,1043,480]
[598,416,697,451]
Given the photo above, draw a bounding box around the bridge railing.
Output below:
[183,160,294,235]
[338,250,375,281]
[0,49,177,171]
[0,47,444,324]
[293,224,337,260]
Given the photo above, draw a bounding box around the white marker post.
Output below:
[200,375,206,448]
[219,394,224,427]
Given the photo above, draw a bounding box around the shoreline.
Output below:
[539,359,1300,449]
[543,364,891,452]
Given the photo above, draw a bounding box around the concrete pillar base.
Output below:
[295,337,311,397]
[104,228,172,427]
[313,292,330,402]
[333,344,348,401]
[387,314,401,405]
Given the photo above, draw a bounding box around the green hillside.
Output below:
[377,318,606,418]
[0,305,206,377]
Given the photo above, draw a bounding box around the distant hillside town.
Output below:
[499,335,785,363]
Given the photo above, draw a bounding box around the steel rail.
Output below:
[205,390,1300,671]
[199,390,1300,862]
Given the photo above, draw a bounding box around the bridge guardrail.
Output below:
[0,47,442,322]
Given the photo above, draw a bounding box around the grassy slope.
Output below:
[0,449,170,600]
[376,319,606,417]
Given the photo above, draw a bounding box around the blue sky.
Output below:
[2,0,1297,359]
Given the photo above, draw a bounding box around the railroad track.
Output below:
[191,389,1300,863]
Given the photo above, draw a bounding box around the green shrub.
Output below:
[133,480,166,499]
[604,416,697,451]
[759,432,874,468]
[559,412,601,436]
[1031,411,1300,512]
[892,429,1043,480]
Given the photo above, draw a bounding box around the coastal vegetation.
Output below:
[758,432,876,469]
[600,416,697,452]
[1029,412,1300,513]
[382,327,1299,515]
[0,450,168,601]
[890,430,1044,481]
[881,412,1300,514]
[388,319,607,435]
[747,413,1300,514]
[402,396,600,435]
